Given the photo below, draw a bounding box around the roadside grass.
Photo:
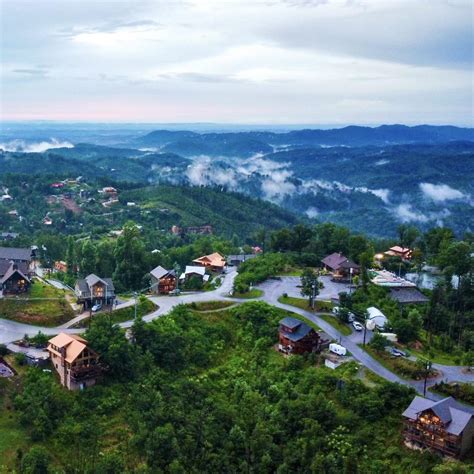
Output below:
[74,298,157,328]
[0,281,74,326]
[406,332,461,366]
[318,314,352,336]
[358,344,438,380]
[429,381,474,406]
[357,367,387,388]
[408,346,460,366]
[187,301,236,312]
[278,295,351,335]
[232,288,263,299]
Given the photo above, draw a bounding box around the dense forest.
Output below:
[2,302,472,473]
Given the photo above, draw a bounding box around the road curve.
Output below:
[1,271,473,409]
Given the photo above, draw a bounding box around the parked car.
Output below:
[352,321,363,331]
[169,289,181,296]
[389,347,405,358]
[348,312,356,323]
[391,347,407,357]
[91,303,102,312]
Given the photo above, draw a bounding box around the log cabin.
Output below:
[402,396,474,459]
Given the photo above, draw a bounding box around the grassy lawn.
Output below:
[278,296,351,335]
[232,288,263,299]
[359,344,438,380]
[74,298,157,328]
[0,281,74,326]
[276,268,303,276]
[187,301,237,312]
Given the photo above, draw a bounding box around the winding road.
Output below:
[1,269,473,409]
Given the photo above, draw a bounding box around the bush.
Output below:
[14,352,27,366]
[370,333,389,352]
[21,446,50,474]
[0,344,8,356]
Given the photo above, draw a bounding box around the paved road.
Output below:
[1,270,473,406]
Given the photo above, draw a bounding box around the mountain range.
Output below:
[0,124,472,237]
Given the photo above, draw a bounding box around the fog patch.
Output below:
[0,138,74,153]
[393,204,451,224]
[393,204,429,223]
[419,182,466,202]
[305,207,319,218]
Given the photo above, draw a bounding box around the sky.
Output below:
[0,0,472,125]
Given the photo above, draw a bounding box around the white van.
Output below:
[329,343,347,356]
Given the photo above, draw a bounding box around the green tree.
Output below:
[80,240,97,276]
[300,268,319,306]
[370,333,389,351]
[113,222,147,291]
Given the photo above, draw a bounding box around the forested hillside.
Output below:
[3,302,469,473]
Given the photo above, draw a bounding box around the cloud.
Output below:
[12,67,49,77]
[0,139,74,153]
[375,159,389,166]
[1,0,471,123]
[419,182,467,202]
[393,204,452,224]
[393,204,429,223]
[305,207,319,218]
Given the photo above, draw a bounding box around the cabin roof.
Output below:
[150,265,175,280]
[389,287,429,304]
[279,317,314,342]
[48,333,92,364]
[0,247,31,261]
[321,252,359,271]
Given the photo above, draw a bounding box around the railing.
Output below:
[70,365,102,381]
[404,432,460,457]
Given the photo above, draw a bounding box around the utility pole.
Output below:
[311,283,316,310]
[362,311,368,346]
[134,291,138,319]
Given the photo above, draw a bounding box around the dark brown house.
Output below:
[150,266,177,295]
[0,261,30,294]
[278,317,326,354]
[321,252,359,281]
[75,274,115,309]
[402,396,474,459]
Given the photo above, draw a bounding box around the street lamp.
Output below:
[423,359,432,397]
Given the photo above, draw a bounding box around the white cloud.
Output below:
[0,139,74,153]
[305,207,319,218]
[393,204,429,223]
[419,182,466,202]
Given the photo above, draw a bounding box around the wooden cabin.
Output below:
[278,317,326,354]
[48,333,102,390]
[150,266,177,295]
[402,396,474,459]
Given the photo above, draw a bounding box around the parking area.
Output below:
[317,276,353,301]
